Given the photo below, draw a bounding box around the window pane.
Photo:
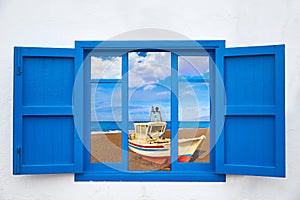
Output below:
[178,56,210,163]
[91,83,122,122]
[178,82,210,122]
[178,56,209,79]
[91,55,122,79]
[90,83,122,163]
[128,52,171,171]
[128,84,170,122]
[178,82,210,163]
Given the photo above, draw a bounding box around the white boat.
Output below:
[128,106,206,164]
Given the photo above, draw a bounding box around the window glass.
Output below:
[178,56,209,79]
[178,82,210,122]
[91,55,122,79]
[128,52,171,171]
[91,83,122,122]
[90,83,122,163]
[178,56,210,163]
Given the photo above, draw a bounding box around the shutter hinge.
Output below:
[17,66,22,75]
[16,47,22,75]
[16,147,21,174]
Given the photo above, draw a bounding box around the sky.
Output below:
[90,52,210,122]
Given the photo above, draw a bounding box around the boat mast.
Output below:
[150,106,163,122]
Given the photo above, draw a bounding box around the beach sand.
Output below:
[91,128,210,171]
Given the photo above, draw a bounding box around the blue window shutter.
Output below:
[13,47,82,174]
[215,45,285,177]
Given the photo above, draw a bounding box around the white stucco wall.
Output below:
[1,0,299,199]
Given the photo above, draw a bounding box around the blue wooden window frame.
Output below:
[13,40,285,181]
[74,41,226,181]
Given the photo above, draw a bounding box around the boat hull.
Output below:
[128,136,205,164]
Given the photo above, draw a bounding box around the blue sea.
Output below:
[91,121,210,132]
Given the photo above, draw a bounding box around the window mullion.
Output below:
[171,53,179,167]
[121,53,128,169]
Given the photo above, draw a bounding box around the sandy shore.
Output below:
[91,128,210,170]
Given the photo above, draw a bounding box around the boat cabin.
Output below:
[134,122,167,139]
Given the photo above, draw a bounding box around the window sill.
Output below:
[75,171,225,182]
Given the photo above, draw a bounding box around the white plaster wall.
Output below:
[0,0,299,199]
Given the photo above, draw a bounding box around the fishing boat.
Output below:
[128,106,206,164]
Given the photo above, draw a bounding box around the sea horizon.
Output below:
[91,121,210,133]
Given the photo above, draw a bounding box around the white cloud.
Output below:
[181,89,194,96]
[143,84,156,91]
[91,56,122,79]
[179,56,209,76]
[178,105,210,121]
[156,91,170,97]
[129,52,171,88]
